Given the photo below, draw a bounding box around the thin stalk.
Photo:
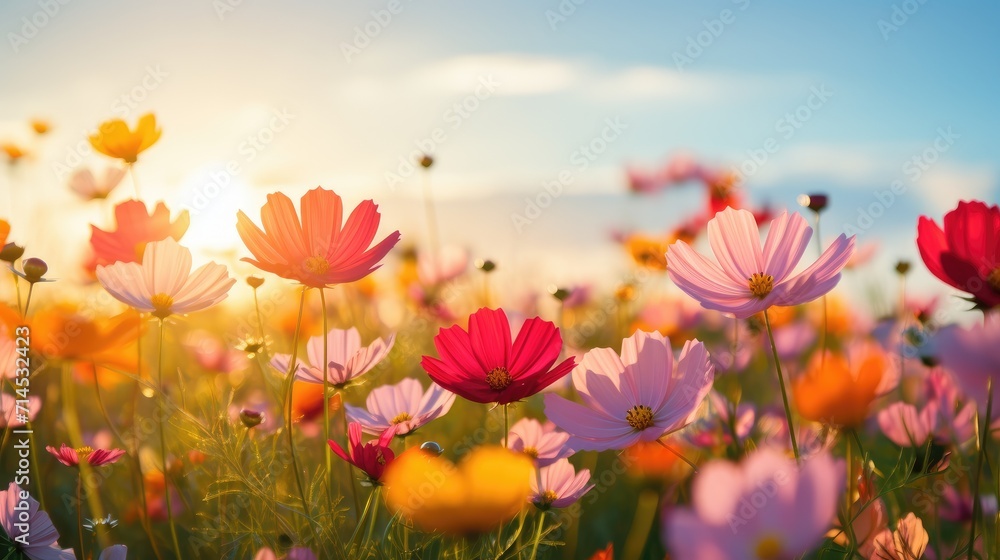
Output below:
[156,320,182,559]
[969,377,993,560]
[656,437,698,473]
[77,476,85,559]
[61,362,107,548]
[421,168,441,274]
[349,487,376,548]
[130,318,161,560]
[10,271,22,316]
[284,287,313,525]
[128,163,140,199]
[814,210,828,371]
[320,288,333,507]
[22,283,35,318]
[622,489,659,560]
[252,285,271,362]
[528,513,546,560]
[764,309,800,462]
[503,404,510,448]
[362,487,382,549]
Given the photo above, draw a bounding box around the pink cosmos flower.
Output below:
[544,330,714,452]
[422,307,576,405]
[685,391,754,448]
[877,402,938,448]
[328,422,397,483]
[933,317,1000,411]
[508,418,572,467]
[271,327,394,387]
[417,246,468,285]
[0,482,75,559]
[69,166,125,200]
[345,377,455,436]
[46,443,126,468]
[237,187,400,288]
[665,448,844,560]
[530,458,594,510]
[254,547,316,560]
[666,207,855,319]
[871,513,929,560]
[0,393,40,427]
[96,237,235,319]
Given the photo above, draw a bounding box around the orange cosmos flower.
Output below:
[237,187,400,288]
[623,233,669,270]
[383,446,533,535]
[2,143,26,163]
[793,344,896,428]
[30,119,50,135]
[88,199,189,273]
[0,220,9,248]
[89,113,161,164]
[30,304,141,368]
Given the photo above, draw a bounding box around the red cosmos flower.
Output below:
[328,422,396,483]
[421,308,576,405]
[88,199,189,273]
[237,187,401,288]
[46,444,126,467]
[917,200,1000,309]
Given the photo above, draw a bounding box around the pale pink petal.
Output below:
[707,207,766,283]
[773,233,855,307]
[761,211,812,282]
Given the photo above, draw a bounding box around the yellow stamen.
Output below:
[304,255,330,275]
[390,412,412,425]
[626,405,654,431]
[522,447,539,460]
[748,272,774,299]
[754,535,784,559]
[150,293,173,319]
[486,366,512,391]
[538,490,559,506]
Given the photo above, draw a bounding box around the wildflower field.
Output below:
[2,3,999,559]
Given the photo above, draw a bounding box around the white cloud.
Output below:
[916,162,996,209]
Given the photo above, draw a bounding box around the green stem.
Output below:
[622,489,659,560]
[10,271,22,316]
[764,309,800,462]
[969,377,993,560]
[528,513,546,560]
[284,287,313,526]
[131,316,162,560]
[362,487,381,549]
[349,487,375,548]
[128,163,140,199]
[503,404,509,449]
[320,288,333,509]
[157,320,182,559]
[77,475,85,559]
[656,437,698,472]
[22,283,34,319]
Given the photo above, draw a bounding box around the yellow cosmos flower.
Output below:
[383,446,533,535]
[89,113,161,164]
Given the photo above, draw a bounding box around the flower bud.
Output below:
[246,276,265,289]
[797,193,829,213]
[21,257,48,283]
[240,408,264,428]
[419,154,434,168]
[895,260,911,275]
[475,258,496,273]
[0,243,24,263]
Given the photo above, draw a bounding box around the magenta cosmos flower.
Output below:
[530,458,593,510]
[96,237,235,319]
[508,418,572,467]
[346,377,455,437]
[329,422,397,483]
[271,327,394,387]
[666,207,855,319]
[544,330,714,452]
[237,187,401,288]
[665,448,844,560]
[46,443,125,467]
[421,308,576,405]
[0,482,75,559]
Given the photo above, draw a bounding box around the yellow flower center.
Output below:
[486,366,513,391]
[75,446,94,461]
[151,293,174,319]
[754,535,784,559]
[748,272,774,299]
[390,412,412,425]
[988,267,1000,292]
[626,405,654,431]
[522,447,539,460]
[304,255,330,276]
[538,490,559,507]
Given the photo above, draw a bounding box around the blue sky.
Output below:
[0,0,997,307]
